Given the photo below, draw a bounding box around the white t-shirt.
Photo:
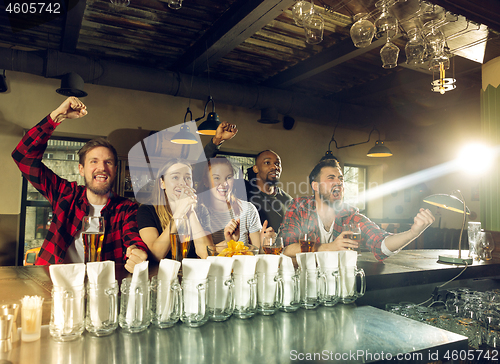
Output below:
[63,203,105,263]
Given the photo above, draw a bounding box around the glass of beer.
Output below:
[82,216,105,263]
[342,222,361,253]
[299,233,316,253]
[170,218,191,262]
[262,237,284,255]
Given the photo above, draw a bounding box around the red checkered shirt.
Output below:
[12,115,149,265]
[279,196,391,261]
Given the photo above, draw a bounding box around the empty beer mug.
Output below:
[118,278,151,333]
[340,266,365,304]
[256,272,280,315]
[207,275,234,322]
[233,274,257,319]
[49,285,85,341]
[180,278,208,327]
[277,271,300,312]
[318,269,340,307]
[150,276,181,328]
[85,280,118,336]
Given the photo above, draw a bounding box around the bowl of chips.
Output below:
[207,240,259,257]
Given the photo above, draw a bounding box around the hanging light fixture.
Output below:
[195,96,220,135]
[171,108,198,144]
[329,127,392,157]
[56,72,87,97]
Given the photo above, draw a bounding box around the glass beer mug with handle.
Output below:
[170,218,191,263]
[82,216,105,263]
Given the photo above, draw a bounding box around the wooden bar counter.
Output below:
[1,250,492,363]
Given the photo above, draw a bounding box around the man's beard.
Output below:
[318,190,343,210]
[85,176,113,196]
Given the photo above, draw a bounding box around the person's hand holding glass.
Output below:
[82,216,105,263]
[342,222,361,253]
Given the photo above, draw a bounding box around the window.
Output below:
[343,164,367,211]
[19,138,88,265]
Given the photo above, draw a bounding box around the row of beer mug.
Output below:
[48,266,366,340]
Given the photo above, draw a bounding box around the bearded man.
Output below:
[281,159,435,261]
[12,97,148,272]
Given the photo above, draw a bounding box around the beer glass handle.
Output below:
[355,268,366,298]
[106,286,117,324]
[292,273,301,304]
[196,283,206,320]
[224,278,234,312]
[274,274,282,306]
[63,290,74,334]
[275,276,284,307]
[172,283,181,318]
[135,286,143,323]
[248,278,257,310]
[318,272,326,300]
[331,270,340,300]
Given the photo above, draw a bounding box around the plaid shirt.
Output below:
[12,116,149,265]
[279,196,391,261]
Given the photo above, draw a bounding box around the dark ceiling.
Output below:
[1,0,499,135]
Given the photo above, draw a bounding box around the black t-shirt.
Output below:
[246,181,292,232]
[136,204,211,259]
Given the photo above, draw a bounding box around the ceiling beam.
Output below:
[262,35,400,88]
[61,0,87,52]
[172,0,296,75]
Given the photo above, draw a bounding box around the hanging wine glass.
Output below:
[292,1,314,27]
[304,11,324,44]
[374,1,398,39]
[428,51,449,71]
[405,28,425,66]
[380,37,399,69]
[424,24,445,58]
[350,13,375,48]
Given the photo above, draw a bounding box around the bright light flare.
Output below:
[456,143,495,175]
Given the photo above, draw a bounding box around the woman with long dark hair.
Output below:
[136,158,213,260]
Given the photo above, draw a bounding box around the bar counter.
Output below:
[1,249,495,363]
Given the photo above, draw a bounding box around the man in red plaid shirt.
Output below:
[12,97,148,272]
[281,159,435,261]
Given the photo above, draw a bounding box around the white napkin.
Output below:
[280,255,297,306]
[86,261,115,327]
[233,255,257,275]
[207,257,235,309]
[125,260,149,324]
[339,251,357,298]
[296,253,317,299]
[181,259,211,314]
[256,255,281,305]
[315,252,339,298]
[233,255,257,307]
[157,259,181,321]
[49,263,86,330]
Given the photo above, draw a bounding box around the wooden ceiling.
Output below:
[1,0,500,133]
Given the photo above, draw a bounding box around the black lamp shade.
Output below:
[171,124,198,144]
[56,72,88,97]
[197,112,220,136]
[367,140,392,157]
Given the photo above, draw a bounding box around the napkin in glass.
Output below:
[256,255,281,305]
[49,263,86,329]
[339,250,357,298]
[157,259,181,321]
[86,261,115,326]
[207,256,235,309]
[296,252,317,299]
[125,260,149,324]
[181,259,211,314]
